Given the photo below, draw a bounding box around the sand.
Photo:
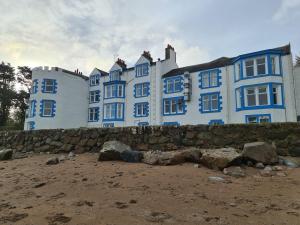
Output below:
[0,153,300,225]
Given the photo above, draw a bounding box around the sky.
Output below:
[0,0,300,75]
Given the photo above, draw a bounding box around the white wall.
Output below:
[294,65,300,120]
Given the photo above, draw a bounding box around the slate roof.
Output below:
[162,44,291,78]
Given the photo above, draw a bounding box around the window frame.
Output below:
[163,97,186,116]
[134,102,149,117]
[90,74,100,86]
[88,107,99,122]
[200,92,222,113]
[135,63,149,77]
[103,103,124,121]
[40,100,56,117]
[199,69,221,89]
[89,90,100,103]
[42,79,57,94]
[245,114,271,124]
[164,76,183,94]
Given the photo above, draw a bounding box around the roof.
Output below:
[60,68,89,80]
[163,44,291,78]
[95,68,109,76]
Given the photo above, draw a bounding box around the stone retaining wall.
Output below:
[1,123,300,156]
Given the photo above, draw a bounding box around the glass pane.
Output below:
[258,87,268,105]
[271,57,276,74]
[246,88,256,106]
[247,116,257,124]
[203,96,210,111]
[257,58,266,75]
[210,72,218,86]
[165,100,170,114]
[211,95,218,110]
[202,73,209,88]
[142,84,148,96]
[171,100,177,113]
[175,79,181,91]
[259,116,270,123]
[245,60,254,77]
[177,99,183,113]
[273,87,278,105]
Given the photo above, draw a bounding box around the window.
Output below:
[236,88,242,109]
[40,100,56,117]
[42,79,57,93]
[27,121,35,130]
[134,82,150,98]
[88,107,99,122]
[104,83,125,98]
[163,122,180,126]
[163,97,186,115]
[246,114,271,124]
[89,90,100,103]
[245,60,254,77]
[90,75,100,86]
[30,79,38,94]
[110,70,120,81]
[200,69,220,88]
[103,123,114,128]
[27,100,36,118]
[271,56,276,74]
[273,86,278,105]
[200,93,221,113]
[165,77,183,93]
[103,103,124,121]
[134,102,149,117]
[256,58,266,75]
[245,86,268,107]
[208,120,224,125]
[136,64,149,77]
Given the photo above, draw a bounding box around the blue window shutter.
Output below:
[41,80,45,93]
[53,80,58,93]
[32,100,37,117]
[52,100,56,117]
[39,100,44,117]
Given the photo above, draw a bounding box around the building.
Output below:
[24,44,299,130]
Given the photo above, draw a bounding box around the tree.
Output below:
[0,62,16,126]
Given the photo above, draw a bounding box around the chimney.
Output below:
[116,58,127,69]
[165,44,176,61]
[142,51,153,62]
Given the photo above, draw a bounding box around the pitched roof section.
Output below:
[95,68,109,76]
[60,68,89,80]
[162,44,291,78]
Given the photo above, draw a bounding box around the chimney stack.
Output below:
[165,44,176,62]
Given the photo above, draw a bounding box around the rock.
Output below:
[247,161,254,167]
[242,142,278,164]
[68,151,75,158]
[208,176,226,182]
[264,166,273,171]
[276,172,287,177]
[144,211,172,223]
[120,150,143,163]
[199,148,241,170]
[272,165,283,171]
[46,157,59,165]
[223,166,245,178]
[98,141,132,161]
[255,162,265,169]
[13,152,28,159]
[58,155,66,162]
[259,170,273,177]
[194,164,200,168]
[0,149,13,160]
[279,156,300,168]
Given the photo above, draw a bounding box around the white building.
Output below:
[24,44,299,130]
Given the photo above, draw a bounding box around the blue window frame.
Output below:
[31,79,38,94]
[134,82,150,98]
[103,103,124,121]
[110,70,121,81]
[135,63,149,77]
[89,90,100,103]
[208,119,224,125]
[164,76,183,94]
[234,50,283,82]
[199,92,222,113]
[104,81,125,99]
[245,114,271,124]
[90,74,100,86]
[40,100,56,117]
[103,123,114,128]
[88,107,99,122]
[134,102,149,117]
[138,122,149,126]
[163,122,180,126]
[27,100,36,118]
[235,82,284,111]
[163,96,186,116]
[42,79,57,94]
[27,121,35,130]
[199,69,221,89]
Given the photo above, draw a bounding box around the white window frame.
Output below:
[90,91,100,103]
[42,101,53,117]
[88,108,98,122]
[245,85,269,107]
[44,79,55,93]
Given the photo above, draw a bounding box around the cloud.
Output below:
[273,0,300,23]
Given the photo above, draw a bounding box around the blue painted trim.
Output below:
[163,122,180,126]
[88,107,99,122]
[134,102,149,117]
[103,123,114,128]
[235,82,285,111]
[31,79,38,94]
[198,68,222,89]
[90,74,100,86]
[103,80,126,99]
[28,121,35,130]
[28,100,37,118]
[162,96,187,116]
[245,114,271,123]
[103,103,125,121]
[135,63,149,77]
[163,75,184,94]
[199,92,222,113]
[40,100,56,117]
[208,119,224,125]
[138,122,149,126]
[134,82,150,98]
[42,79,57,94]
[233,49,285,63]
[89,90,100,103]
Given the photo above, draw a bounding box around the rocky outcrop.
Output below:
[199,148,241,170]
[242,142,278,164]
[142,148,201,166]
[0,149,13,160]
[98,141,143,162]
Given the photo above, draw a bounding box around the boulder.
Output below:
[98,141,132,161]
[199,148,241,170]
[242,142,278,164]
[279,156,300,168]
[223,166,245,178]
[255,162,265,169]
[120,150,143,163]
[46,157,59,165]
[142,148,201,166]
[208,176,226,183]
[0,149,13,160]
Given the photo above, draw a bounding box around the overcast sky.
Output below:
[0,0,300,75]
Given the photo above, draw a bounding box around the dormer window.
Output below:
[90,74,100,86]
[136,64,149,77]
[110,70,121,81]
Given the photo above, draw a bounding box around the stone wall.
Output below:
[1,123,300,156]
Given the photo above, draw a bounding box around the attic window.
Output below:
[136,64,149,77]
